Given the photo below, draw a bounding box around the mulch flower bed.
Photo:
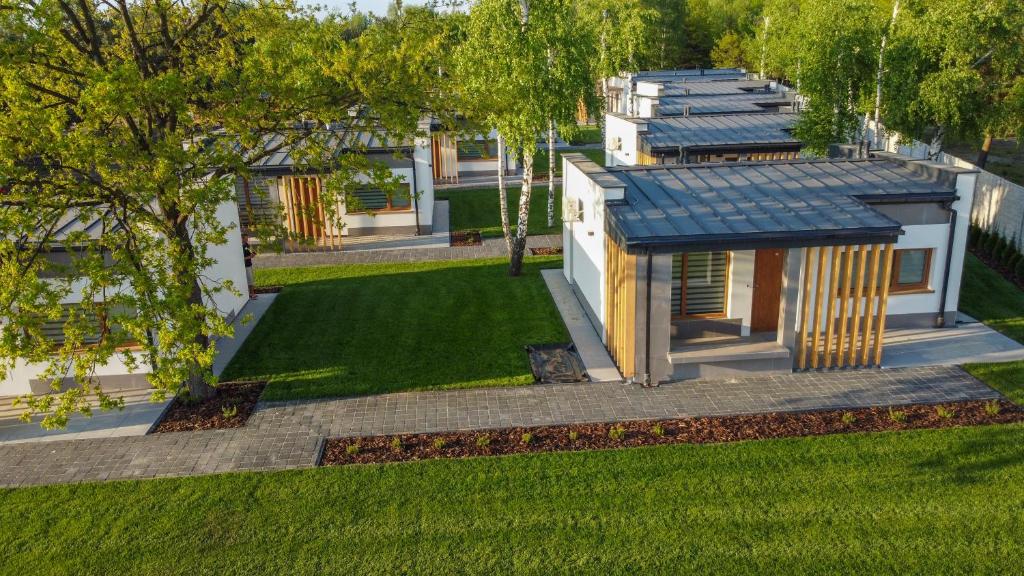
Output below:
[450,230,482,247]
[530,247,563,256]
[321,399,1023,466]
[151,381,266,433]
[253,285,282,294]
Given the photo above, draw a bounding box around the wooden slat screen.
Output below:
[432,133,459,182]
[796,244,894,370]
[279,176,341,252]
[604,234,636,378]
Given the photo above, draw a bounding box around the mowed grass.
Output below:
[534,146,605,177]
[3,423,1024,575]
[436,186,562,238]
[959,253,1024,343]
[221,257,567,400]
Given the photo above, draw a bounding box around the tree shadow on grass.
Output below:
[225,258,569,401]
[910,424,1024,486]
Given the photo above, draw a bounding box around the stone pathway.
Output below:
[254,234,562,268]
[0,365,1000,487]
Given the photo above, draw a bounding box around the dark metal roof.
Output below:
[249,128,414,172]
[657,93,794,115]
[597,159,959,253]
[634,69,746,81]
[638,113,800,152]
[657,80,775,97]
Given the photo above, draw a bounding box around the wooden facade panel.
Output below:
[280,176,342,252]
[604,234,636,378]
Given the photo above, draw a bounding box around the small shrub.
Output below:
[888,408,907,423]
[994,235,1009,262]
[841,412,856,425]
[1015,257,1024,280]
[1004,237,1020,267]
[608,425,626,441]
[650,423,665,437]
[520,432,533,445]
[968,225,981,249]
[220,404,238,419]
[936,406,955,420]
[345,443,361,455]
[976,229,991,253]
[475,434,491,448]
[985,400,1002,416]
[568,430,579,442]
[984,231,1001,257]
[1009,253,1024,272]
[432,437,446,450]
[390,437,403,453]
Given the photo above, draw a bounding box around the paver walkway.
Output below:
[254,234,562,268]
[0,365,999,487]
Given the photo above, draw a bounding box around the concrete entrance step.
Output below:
[669,339,791,365]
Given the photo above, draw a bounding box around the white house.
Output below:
[604,68,750,116]
[561,151,975,384]
[0,200,250,397]
[237,123,436,247]
[605,112,802,167]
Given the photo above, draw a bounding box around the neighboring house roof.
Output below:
[655,92,794,116]
[656,80,775,97]
[636,113,801,153]
[566,155,961,253]
[634,69,747,82]
[248,128,415,172]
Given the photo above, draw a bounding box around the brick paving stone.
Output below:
[0,365,1002,488]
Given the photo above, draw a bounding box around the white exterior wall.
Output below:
[634,95,659,119]
[1,197,250,397]
[605,114,642,167]
[562,159,625,337]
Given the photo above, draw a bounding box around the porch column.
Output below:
[634,253,674,384]
[776,248,804,353]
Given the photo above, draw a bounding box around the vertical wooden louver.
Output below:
[604,234,636,378]
[431,133,459,182]
[796,244,894,370]
[279,176,341,252]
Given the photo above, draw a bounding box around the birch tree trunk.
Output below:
[928,126,945,160]
[508,151,534,276]
[976,133,993,168]
[873,0,900,149]
[497,133,512,253]
[547,119,556,228]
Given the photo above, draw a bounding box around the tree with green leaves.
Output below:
[455,0,597,275]
[710,30,749,69]
[880,0,1024,160]
[0,0,436,427]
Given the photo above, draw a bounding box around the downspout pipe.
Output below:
[411,152,421,236]
[643,251,654,386]
[936,199,958,327]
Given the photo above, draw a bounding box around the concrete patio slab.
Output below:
[541,269,621,382]
[0,293,278,445]
[882,314,1024,368]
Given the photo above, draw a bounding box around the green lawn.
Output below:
[436,186,562,237]
[222,257,568,400]
[959,253,1024,343]
[4,423,1024,574]
[534,146,605,177]
[565,124,602,145]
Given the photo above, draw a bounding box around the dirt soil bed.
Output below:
[151,381,266,433]
[322,399,1022,466]
[253,286,282,294]
[450,230,482,247]
[530,247,563,256]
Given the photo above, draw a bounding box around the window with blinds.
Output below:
[672,252,729,318]
[36,303,136,347]
[347,187,411,212]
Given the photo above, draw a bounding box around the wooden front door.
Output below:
[751,249,785,332]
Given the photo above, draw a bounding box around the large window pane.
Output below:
[674,252,728,317]
[895,249,929,287]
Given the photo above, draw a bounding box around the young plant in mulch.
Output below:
[450,230,482,247]
[320,400,1024,467]
[151,381,266,433]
